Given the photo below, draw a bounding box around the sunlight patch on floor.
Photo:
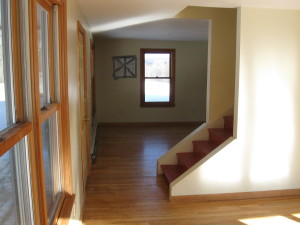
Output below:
[69,219,82,225]
[292,214,300,219]
[239,216,300,225]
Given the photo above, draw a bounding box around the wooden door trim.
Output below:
[77,21,91,192]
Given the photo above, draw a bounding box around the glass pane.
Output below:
[0,151,21,225]
[145,53,170,77]
[0,139,34,225]
[0,0,15,131]
[42,113,62,222]
[37,5,50,108]
[145,79,170,102]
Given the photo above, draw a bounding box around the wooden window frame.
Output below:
[0,123,32,156]
[28,0,74,225]
[0,0,33,158]
[0,0,73,224]
[140,48,176,107]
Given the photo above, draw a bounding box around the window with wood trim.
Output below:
[0,0,34,225]
[30,0,73,225]
[0,0,73,224]
[140,48,175,107]
[35,3,66,224]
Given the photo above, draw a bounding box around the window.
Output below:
[0,0,74,225]
[33,2,73,224]
[0,0,34,225]
[37,4,51,108]
[140,48,175,107]
[0,138,34,225]
[0,0,15,130]
[41,114,62,220]
[36,4,64,223]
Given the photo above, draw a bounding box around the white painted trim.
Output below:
[205,20,212,123]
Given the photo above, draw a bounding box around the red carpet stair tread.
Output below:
[177,152,202,170]
[160,165,186,185]
[208,128,232,145]
[161,116,233,184]
[193,141,219,156]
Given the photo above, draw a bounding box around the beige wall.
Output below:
[95,38,208,123]
[67,0,95,221]
[171,7,300,196]
[157,6,237,177]
[176,6,237,122]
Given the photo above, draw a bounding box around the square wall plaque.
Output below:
[112,55,137,80]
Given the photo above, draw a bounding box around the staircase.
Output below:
[161,116,233,185]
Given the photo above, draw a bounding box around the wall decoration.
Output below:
[112,55,137,80]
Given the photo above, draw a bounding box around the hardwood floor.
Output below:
[82,125,300,225]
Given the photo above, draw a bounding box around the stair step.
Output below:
[224,116,234,132]
[161,165,186,184]
[177,152,201,170]
[208,128,232,145]
[193,140,218,157]
[160,116,234,186]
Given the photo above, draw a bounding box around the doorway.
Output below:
[77,21,90,192]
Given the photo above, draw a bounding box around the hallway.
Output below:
[82,125,300,225]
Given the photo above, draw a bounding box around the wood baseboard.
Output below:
[98,121,204,127]
[171,189,300,202]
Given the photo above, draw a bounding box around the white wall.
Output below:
[95,39,208,123]
[67,0,94,220]
[171,7,300,196]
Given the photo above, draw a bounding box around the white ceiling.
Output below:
[95,19,210,41]
[77,0,300,40]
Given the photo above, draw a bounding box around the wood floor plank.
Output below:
[82,125,300,225]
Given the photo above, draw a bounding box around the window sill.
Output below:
[56,194,76,225]
[40,103,61,123]
[0,122,32,156]
[140,102,175,108]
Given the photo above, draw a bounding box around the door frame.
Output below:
[77,21,91,192]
